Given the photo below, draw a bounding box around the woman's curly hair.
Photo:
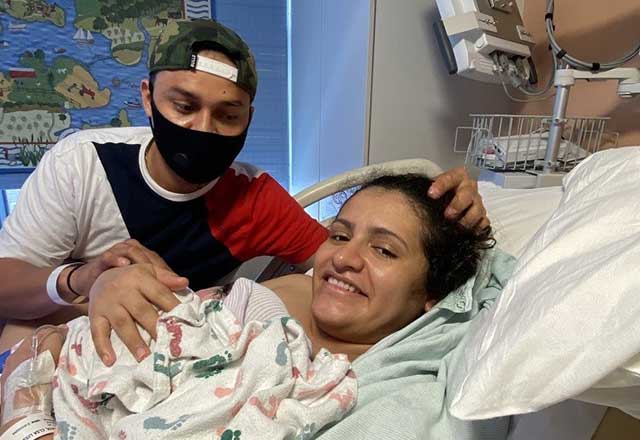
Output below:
[345,174,494,302]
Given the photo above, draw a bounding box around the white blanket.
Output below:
[50,293,356,439]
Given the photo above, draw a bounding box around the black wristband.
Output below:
[66,262,86,297]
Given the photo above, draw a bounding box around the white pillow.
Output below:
[479,176,608,440]
[478,182,563,258]
[448,146,640,420]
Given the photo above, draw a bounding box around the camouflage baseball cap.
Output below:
[149,19,258,100]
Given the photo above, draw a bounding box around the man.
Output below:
[0,19,488,362]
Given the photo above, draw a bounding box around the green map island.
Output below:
[1,0,65,27]
[74,0,181,65]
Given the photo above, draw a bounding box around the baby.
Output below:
[0,281,356,440]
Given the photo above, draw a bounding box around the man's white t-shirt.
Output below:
[0,127,327,289]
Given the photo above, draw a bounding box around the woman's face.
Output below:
[311,187,430,344]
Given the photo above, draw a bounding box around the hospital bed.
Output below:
[239,158,640,440]
[2,158,640,439]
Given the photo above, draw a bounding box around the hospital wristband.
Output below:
[0,413,56,440]
[46,263,88,306]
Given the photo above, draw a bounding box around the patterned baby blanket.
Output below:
[49,293,356,439]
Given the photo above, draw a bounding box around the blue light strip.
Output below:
[286,0,293,193]
[0,190,8,226]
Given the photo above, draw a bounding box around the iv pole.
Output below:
[543,68,640,173]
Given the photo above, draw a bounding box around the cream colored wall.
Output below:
[366,0,513,169]
[517,0,640,147]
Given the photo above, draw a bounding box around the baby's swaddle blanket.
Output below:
[49,291,356,439]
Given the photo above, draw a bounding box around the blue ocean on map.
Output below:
[0,0,150,130]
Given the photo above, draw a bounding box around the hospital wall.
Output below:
[365,0,513,168]
[289,0,514,217]
[517,0,640,147]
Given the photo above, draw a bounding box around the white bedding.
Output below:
[473,147,640,417]
[478,180,607,440]
[479,182,563,258]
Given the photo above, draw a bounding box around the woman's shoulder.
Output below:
[263,273,312,291]
[262,274,313,324]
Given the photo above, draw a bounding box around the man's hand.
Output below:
[428,167,490,233]
[59,239,171,300]
[89,264,188,367]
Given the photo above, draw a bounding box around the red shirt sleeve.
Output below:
[247,174,328,263]
[206,169,327,263]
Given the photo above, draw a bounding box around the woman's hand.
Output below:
[428,167,490,233]
[88,264,188,367]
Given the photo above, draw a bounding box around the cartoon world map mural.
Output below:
[0,0,213,170]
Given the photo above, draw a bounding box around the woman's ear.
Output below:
[424,298,438,312]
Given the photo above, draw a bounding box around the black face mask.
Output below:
[149,98,249,184]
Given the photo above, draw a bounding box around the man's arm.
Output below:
[1,241,188,364]
[0,144,82,319]
[0,141,188,364]
[0,259,71,320]
[0,142,163,320]
[0,240,170,320]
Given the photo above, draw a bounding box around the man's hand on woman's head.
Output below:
[428,167,490,233]
[88,263,188,367]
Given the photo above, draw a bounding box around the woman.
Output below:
[1,175,513,439]
[265,174,492,360]
[265,175,513,439]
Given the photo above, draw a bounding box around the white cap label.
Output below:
[194,55,238,82]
